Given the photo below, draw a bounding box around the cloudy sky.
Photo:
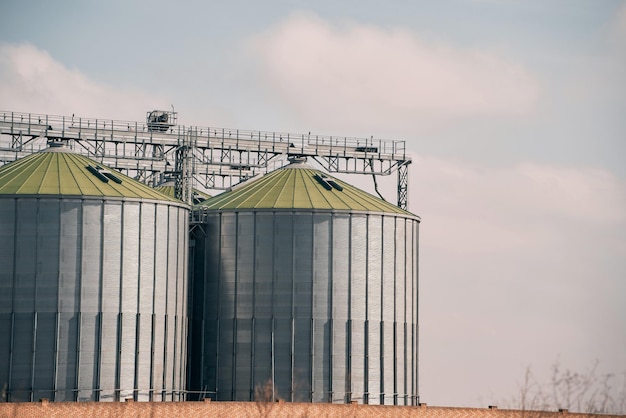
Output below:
[1,0,625,409]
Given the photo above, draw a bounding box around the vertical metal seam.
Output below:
[379,215,384,405]
[179,207,187,398]
[250,212,257,401]
[347,216,352,404]
[404,218,409,404]
[30,312,36,401]
[198,224,207,400]
[115,202,124,400]
[393,216,398,405]
[412,220,420,403]
[149,204,158,401]
[172,207,179,399]
[328,214,333,403]
[162,205,170,400]
[270,212,276,401]
[307,212,313,402]
[308,214,314,402]
[95,201,104,402]
[364,213,369,404]
[54,311,60,401]
[76,311,82,402]
[290,212,296,402]
[53,198,61,401]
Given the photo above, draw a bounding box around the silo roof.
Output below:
[197,161,416,216]
[0,146,180,202]
[155,180,212,202]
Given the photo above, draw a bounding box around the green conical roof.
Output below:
[197,161,416,217]
[0,145,180,202]
[155,180,211,203]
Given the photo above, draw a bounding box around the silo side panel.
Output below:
[234,318,252,400]
[312,214,331,403]
[404,218,415,404]
[11,313,34,401]
[236,213,254,319]
[366,215,382,404]
[331,214,349,403]
[77,312,99,401]
[395,218,406,404]
[137,203,156,401]
[56,199,82,401]
[381,216,395,404]
[0,199,14,398]
[413,220,420,403]
[235,213,254,400]
[176,207,189,399]
[121,203,140,314]
[350,215,367,402]
[100,202,122,401]
[0,199,15,313]
[56,312,78,401]
[78,201,103,399]
[273,213,293,400]
[187,224,206,398]
[293,213,313,401]
[252,213,273,396]
[273,213,293,319]
[34,313,56,401]
[217,213,236,400]
[14,199,36,313]
[120,202,140,400]
[153,204,168,400]
[164,206,179,398]
[274,317,292,400]
[201,214,220,397]
[0,313,11,399]
[37,199,61,312]
[252,317,271,398]
[34,199,60,401]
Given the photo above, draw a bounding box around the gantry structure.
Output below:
[0,110,411,209]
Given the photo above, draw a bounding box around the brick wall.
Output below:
[0,400,623,418]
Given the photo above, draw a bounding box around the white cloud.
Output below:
[412,155,626,407]
[0,43,167,120]
[249,13,540,133]
[614,2,626,40]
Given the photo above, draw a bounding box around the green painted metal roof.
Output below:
[0,146,180,202]
[197,161,416,216]
[155,181,212,203]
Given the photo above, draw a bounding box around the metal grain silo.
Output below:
[188,159,420,405]
[0,143,189,402]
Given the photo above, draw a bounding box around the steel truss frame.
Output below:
[1,111,412,209]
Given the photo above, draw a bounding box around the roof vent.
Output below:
[327,180,343,191]
[313,174,343,191]
[86,165,123,184]
[313,174,332,190]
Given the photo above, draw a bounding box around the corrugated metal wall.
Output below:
[0,197,189,402]
[188,210,419,404]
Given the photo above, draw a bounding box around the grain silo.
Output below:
[0,143,189,402]
[188,158,419,405]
